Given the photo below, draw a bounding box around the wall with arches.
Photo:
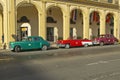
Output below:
[0,0,120,48]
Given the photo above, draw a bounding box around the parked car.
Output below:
[57,38,93,48]
[92,34,118,46]
[9,36,50,52]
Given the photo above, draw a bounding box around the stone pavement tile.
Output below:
[0,49,10,53]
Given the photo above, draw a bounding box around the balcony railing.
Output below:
[53,0,119,9]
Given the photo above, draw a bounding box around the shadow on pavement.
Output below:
[0,61,56,80]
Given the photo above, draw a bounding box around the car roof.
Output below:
[100,34,112,36]
[28,36,42,38]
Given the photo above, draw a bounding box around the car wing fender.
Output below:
[39,42,43,47]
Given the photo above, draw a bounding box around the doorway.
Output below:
[19,23,31,40]
[47,27,54,41]
[20,27,28,39]
[70,28,73,37]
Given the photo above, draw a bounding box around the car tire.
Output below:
[42,45,48,51]
[65,44,70,49]
[84,44,88,47]
[14,46,21,52]
[100,42,104,46]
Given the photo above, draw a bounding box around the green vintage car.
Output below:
[9,36,50,52]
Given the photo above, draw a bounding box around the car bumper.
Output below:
[9,47,14,50]
[9,45,14,50]
[57,44,66,48]
[93,41,100,45]
[82,42,93,46]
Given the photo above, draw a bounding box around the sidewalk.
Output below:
[0,49,10,53]
[0,43,9,53]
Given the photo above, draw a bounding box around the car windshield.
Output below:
[99,35,105,38]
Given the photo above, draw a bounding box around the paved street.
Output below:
[0,45,120,80]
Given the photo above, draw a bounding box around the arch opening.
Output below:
[70,9,83,39]
[105,13,114,35]
[17,3,38,40]
[89,11,100,39]
[46,6,63,42]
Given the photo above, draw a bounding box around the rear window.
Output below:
[34,37,40,41]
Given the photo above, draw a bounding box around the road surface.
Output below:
[0,45,120,80]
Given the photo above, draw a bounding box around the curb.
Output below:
[0,49,10,53]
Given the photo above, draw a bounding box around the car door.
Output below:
[21,37,34,50]
[32,37,42,49]
[76,39,82,46]
[104,35,110,44]
[107,35,112,44]
[71,39,81,47]
[109,35,115,44]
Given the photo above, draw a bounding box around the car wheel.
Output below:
[42,45,48,51]
[65,44,70,49]
[84,44,88,47]
[100,42,104,46]
[14,46,21,52]
[114,41,118,45]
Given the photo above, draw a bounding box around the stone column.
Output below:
[2,0,16,49]
[114,12,119,38]
[0,12,3,44]
[63,5,70,40]
[83,8,89,39]
[100,10,106,35]
[38,1,46,39]
[8,0,16,42]
[118,12,120,39]
[2,8,9,49]
[1,1,12,49]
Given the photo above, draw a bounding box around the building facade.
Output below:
[0,0,120,48]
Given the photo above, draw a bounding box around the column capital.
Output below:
[63,5,70,18]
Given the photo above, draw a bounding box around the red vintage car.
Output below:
[57,38,93,48]
[93,34,119,46]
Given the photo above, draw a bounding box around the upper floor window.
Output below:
[108,0,112,3]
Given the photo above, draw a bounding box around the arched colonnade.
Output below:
[0,0,119,48]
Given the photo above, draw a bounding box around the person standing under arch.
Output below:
[2,33,4,43]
